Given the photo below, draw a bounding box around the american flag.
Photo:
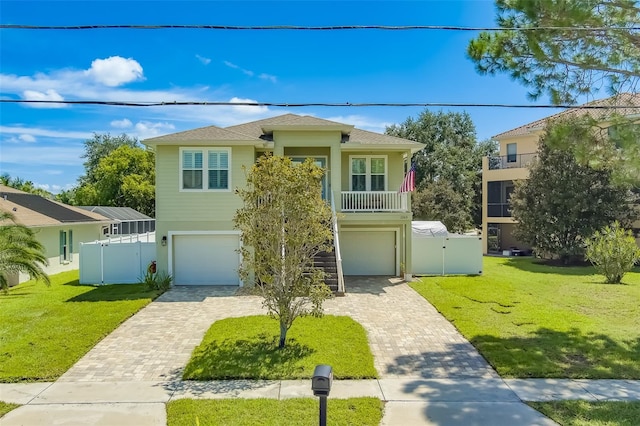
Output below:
[399,163,416,193]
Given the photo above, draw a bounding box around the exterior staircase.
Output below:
[314,249,341,294]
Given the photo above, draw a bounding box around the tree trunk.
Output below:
[279,321,288,348]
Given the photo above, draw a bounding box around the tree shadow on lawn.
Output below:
[503,257,598,276]
[182,333,315,380]
[472,327,640,379]
[65,282,160,302]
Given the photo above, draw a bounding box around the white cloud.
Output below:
[259,73,277,83]
[110,118,133,129]
[196,54,211,65]
[132,121,175,139]
[0,145,84,166]
[0,125,93,140]
[223,60,254,77]
[22,89,66,108]
[229,97,269,115]
[19,134,36,142]
[84,56,144,87]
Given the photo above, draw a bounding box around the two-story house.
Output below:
[144,114,424,291]
[481,93,640,255]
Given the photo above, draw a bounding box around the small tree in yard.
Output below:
[586,222,640,284]
[234,155,333,348]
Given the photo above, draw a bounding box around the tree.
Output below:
[0,211,50,292]
[73,145,156,216]
[585,221,640,283]
[412,180,473,233]
[1,173,53,198]
[233,155,333,348]
[386,110,497,230]
[510,118,637,263]
[79,133,139,185]
[468,0,640,105]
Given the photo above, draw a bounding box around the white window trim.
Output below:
[179,147,232,192]
[349,155,388,191]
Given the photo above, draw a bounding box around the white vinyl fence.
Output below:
[79,233,156,284]
[412,234,483,276]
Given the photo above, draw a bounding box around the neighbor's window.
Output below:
[59,229,73,263]
[350,156,387,191]
[180,148,231,191]
[506,143,517,163]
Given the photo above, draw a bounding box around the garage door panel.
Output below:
[173,234,240,285]
[341,231,395,275]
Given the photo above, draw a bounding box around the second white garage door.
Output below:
[341,230,396,275]
[172,234,240,285]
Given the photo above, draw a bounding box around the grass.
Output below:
[183,315,377,380]
[0,271,161,382]
[0,401,19,418]
[410,257,640,379]
[529,401,640,426]
[167,397,383,426]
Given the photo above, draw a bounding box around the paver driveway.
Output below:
[60,277,497,382]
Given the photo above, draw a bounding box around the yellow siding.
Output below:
[340,151,406,191]
[155,145,253,222]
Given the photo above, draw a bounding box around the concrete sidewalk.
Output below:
[2,378,639,425]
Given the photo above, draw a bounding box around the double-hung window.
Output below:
[180,148,230,191]
[506,143,517,163]
[350,156,387,191]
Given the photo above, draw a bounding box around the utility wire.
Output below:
[1,24,639,31]
[2,99,638,109]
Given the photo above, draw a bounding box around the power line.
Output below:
[2,99,638,109]
[1,24,639,32]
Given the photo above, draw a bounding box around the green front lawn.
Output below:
[167,398,383,426]
[410,257,640,378]
[529,401,640,426]
[0,271,161,382]
[0,401,19,418]
[183,315,377,380]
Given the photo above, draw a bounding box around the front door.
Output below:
[290,157,328,200]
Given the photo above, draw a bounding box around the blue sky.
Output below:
[1,0,566,194]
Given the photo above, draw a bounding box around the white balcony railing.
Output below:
[341,191,408,212]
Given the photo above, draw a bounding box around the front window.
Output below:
[180,148,231,191]
[59,229,73,263]
[350,156,387,191]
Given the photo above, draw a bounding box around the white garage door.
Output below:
[341,230,396,275]
[173,234,240,285]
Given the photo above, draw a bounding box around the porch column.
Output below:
[330,143,341,212]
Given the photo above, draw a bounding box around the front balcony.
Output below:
[341,191,409,212]
[488,153,537,170]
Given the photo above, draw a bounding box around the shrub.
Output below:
[139,269,172,292]
[585,222,640,284]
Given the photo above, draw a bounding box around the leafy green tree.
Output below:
[79,133,139,185]
[585,221,640,284]
[0,173,53,198]
[510,119,637,263]
[412,180,473,233]
[468,0,640,105]
[233,155,333,348]
[0,211,50,292]
[386,110,497,229]
[74,145,155,216]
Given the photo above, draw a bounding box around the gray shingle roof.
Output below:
[495,93,640,139]
[142,113,424,148]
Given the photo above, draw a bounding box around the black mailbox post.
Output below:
[312,364,333,426]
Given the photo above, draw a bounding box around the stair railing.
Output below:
[330,192,345,294]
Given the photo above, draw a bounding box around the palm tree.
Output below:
[0,211,50,292]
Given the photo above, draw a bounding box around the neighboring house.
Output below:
[144,114,425,289]
[0,185,113,286]
[481,93,640,255]
[78,206,156,236]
